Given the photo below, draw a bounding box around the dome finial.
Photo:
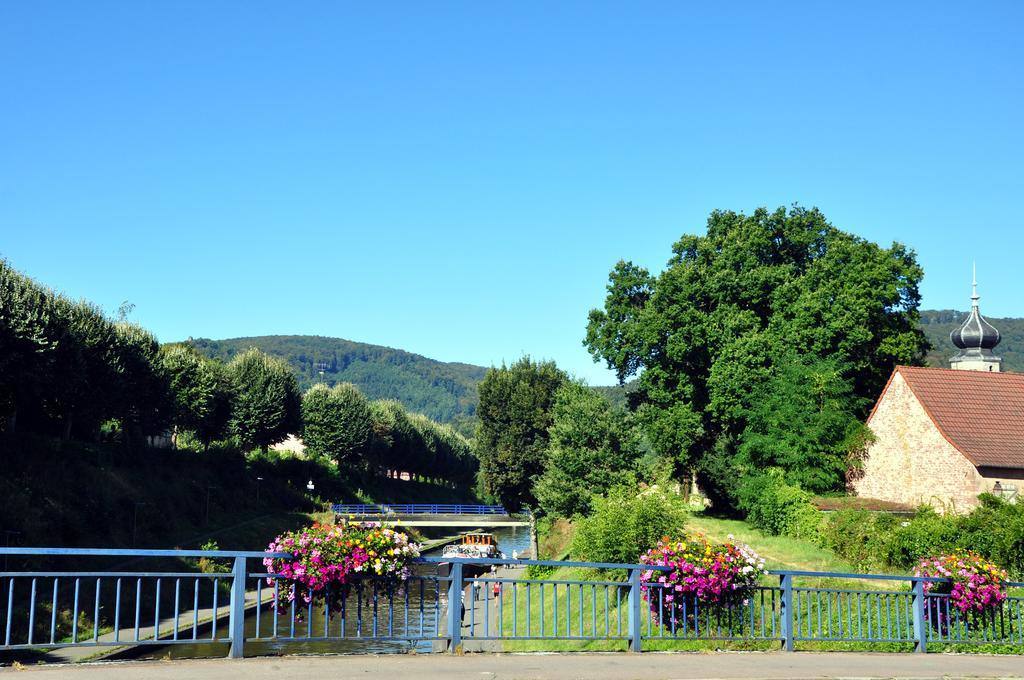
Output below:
[950,264,1001,371]
[972,261,979,306]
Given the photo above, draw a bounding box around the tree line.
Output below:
[0,259,476,486]
[475,206,931,516]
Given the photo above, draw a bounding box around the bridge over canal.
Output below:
[331,504,530,527]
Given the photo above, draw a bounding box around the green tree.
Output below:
[0,260,57,432]
[737,354,871,493]
[228,348,301,452]
[109,322,172,443]
[585,206,927,508]
[474,357,567,511]
[534,382,642,518]
[162,344,234,448]
[302,382,373,466]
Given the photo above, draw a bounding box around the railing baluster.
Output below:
[512,582,518,637]
[371,581,378,639]
[388,585,394,638]
[27,578,36,645]
[193,579,200,640]
[355,584,362,638]
[134,579,141,641]
[290,584,297,639]
[68,579,78,644]
[173,578,181,641]
[211,578,218,640]
[340,584,347,637]
[154,578,161,641]
[93,578,101,642]
[272,580,279,639]
[540,583,545,638]
[4,578,13,647]
[49,578,58,644]
[114,578,122,643]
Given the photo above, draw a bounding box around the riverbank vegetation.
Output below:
[477,205,1020,595]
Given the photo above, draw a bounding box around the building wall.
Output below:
[853,372,988,512]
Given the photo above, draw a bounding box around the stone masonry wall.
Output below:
[853,372,986,512]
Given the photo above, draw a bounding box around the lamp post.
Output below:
[256,476,264,505]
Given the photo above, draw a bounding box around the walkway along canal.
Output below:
[1,544,1022,662]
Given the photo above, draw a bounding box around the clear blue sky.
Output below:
[2,2,1021,384]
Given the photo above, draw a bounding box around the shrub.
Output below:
[737,469,821,539]
[571,485,687,564]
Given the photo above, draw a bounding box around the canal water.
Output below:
[130,525,531,659]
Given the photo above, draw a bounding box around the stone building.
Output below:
[852,276,1023,510]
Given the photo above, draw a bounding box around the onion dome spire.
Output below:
[950,264,1002,372]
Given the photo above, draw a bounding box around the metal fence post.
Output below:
[448,561,463,652]
[779,573,794,652]
[912,578,927,654]
[228,556,246,658]
[627,567,642,652]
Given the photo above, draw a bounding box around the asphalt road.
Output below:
[4,652,1023,679]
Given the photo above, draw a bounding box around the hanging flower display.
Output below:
[264,520,420,612]
[639,533,767,624]
[913,551,1007,623]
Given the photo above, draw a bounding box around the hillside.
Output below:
[920,310,1024,372]
[191,335,486,432]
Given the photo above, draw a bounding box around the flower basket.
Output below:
[913,551,1007,629]
[639,533,767,627]
[264,520,420,614]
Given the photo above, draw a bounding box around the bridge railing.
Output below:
[331,504,508,515]
[1,548,1022,658]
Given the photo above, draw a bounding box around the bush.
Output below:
[571,484,687,564]
[820,497,1024,579]
[737,469,821,539]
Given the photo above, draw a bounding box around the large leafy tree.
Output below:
[228,348,302,452]
[475,357,567,511]
[162,344,235,448]
[737,353,871,493]
[0,260,57,432]
[585,206,927,507]
[534,381,642,518]
[302,382,373,466]
[109,322,172,443]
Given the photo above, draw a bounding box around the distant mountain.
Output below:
[190,336,487,436]
[920,310,1024,372]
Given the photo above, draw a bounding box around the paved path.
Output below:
[4,652,1022,679]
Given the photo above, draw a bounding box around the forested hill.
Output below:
[190,312,1024,436]
[920,310,1024,372]
[190,335,487,433]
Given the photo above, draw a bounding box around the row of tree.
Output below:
[0,259,476,487]
[302,383,476,485]
[476,206,932,515]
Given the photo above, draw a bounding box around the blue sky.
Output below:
[2,2,1021,384]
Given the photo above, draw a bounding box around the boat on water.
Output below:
[441,532,503,560]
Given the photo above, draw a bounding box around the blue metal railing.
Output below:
[331,504,508,515]
[1,547,1022,658]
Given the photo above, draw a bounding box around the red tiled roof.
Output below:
[884,366,1024,469]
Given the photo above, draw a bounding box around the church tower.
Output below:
[949,265,1002,372]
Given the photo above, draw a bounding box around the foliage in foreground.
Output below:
[571,484,688,564]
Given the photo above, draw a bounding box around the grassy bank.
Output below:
[499,514,1022,654]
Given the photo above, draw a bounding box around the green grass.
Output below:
[495,513,1023,654]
